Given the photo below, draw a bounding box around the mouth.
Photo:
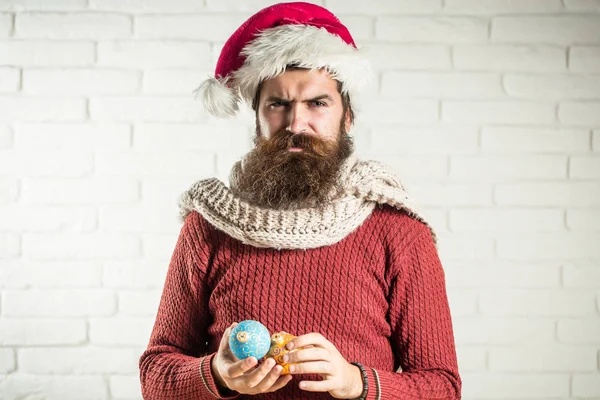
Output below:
[288,147,304,152]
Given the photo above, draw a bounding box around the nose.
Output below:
[287,103,309,134]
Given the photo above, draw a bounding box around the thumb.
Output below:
[219,323,237,357]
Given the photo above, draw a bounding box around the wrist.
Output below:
[210,355,228,390]
[349,365,363,398]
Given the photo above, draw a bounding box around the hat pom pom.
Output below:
[193,76,240,118]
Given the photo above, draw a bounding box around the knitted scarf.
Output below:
[178,153,437,250]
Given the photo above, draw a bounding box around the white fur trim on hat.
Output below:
[234,24,372,106]
[193,76,240,118]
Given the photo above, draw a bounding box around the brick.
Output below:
[22,177,139,205]
[437,235,495,261]
[377,17,488,43]
[567,208,600,231]
[90,96,205,122]
[454,317,555,345]
[0,319,86,345]
[445,262,560,288]
[0,97,85,122]
[446,288,478,317]
[95,151,215,178]
[143,69,210,94]
[557,319,600,344]
[0,124,12,148]
[15,123,131,149]
[89,0,206,12]
[15,12,131,39]
[498,233,600,260]
[421,208,447,234]
[449,208,564,232]
[98,41,211,68]
[3,289,116,316]
[594,130,600,151]
[206,0,323,11]
[0,177,19,204]
[368,155,447,181]
[563,264,600,288]
[490,345,597,372]
[140,177,200,209]
[103,261,167,289]
[570,46,600,72]
[23,69,140,95]
[22,232,140,260]
[409,183,493,207]
[143,233,181,261]
[337,15,373,41]
[382,72,503,99]
[462,373,569,398]
[361,100,438,124]
[366,43,451,71]
[0,261,101,288]
[560,102,600,126]
[136,15,247,41]
[0,375,108,400]
[445,0,563,13]
[453,44,566,72]
[0,150,92,176]
[495,182,600,207]
[110,375,142,399]
[492,16,600,44]
[504,74,600,100]
[565,0,600,11]
[480,289,596,316]
[481,127,590,153]
[0,12,10,37]
[0,232,20,258]
[455,346,486,372]
[0,349,14,373]
[573,374,600,398]
[90,317,153,345]
[368,126,478,155]
[0,0,88,11]
[442,101,556,124]
[325,0,442,14]
[0,41,95,66]
[100,205,181,233]
[0,67,19,92]
[133,123,232,151]
[570,156,600,179]
[119,290,161,316]
[19,347,139,374]
[450,155,567,180]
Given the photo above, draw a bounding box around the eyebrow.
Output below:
[264,94,335,104]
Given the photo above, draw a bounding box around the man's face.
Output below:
[256,68,351,146]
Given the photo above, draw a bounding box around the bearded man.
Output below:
[139,2,462,400]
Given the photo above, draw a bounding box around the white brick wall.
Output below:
[0,1,598,399]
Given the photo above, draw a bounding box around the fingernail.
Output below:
[274,365,282,373]
[289,365,295,373]
[286,342,294,350]
[282,355,289,363]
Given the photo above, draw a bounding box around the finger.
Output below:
[286,332,329,351]
[250,363,285,392]
[226,356,258,379]
[284,347,329,364]
[266,374,294,393]
[218,323,237,354]
[244,357,278,388]
[299,379,331,392]
[288,361,331,375]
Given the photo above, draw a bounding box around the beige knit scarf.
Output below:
[178,153,437,250]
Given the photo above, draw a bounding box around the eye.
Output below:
[269,101,286,108]
[310,100,327,107]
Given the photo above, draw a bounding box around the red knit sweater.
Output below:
[139,205,461,399]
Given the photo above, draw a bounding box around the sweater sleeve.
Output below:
[370,222,462,400]
[139,211,239,399]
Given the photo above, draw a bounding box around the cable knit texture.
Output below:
[178,154,438,250]
[139,206,461,399]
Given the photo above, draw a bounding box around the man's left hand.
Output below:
[282,332,363,399]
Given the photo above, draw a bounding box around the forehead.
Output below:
[259,68,339,98]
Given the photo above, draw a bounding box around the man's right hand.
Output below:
[211,323,293,395]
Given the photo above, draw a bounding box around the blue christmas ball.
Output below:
[228,320,271,360]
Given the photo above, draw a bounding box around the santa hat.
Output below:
[194,1,372,118]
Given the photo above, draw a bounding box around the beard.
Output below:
[232,120,354,210]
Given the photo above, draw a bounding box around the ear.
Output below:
[344,108,352,133]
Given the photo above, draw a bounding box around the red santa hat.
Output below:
[194,1,372,118]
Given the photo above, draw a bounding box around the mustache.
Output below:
[261,130,332,157]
